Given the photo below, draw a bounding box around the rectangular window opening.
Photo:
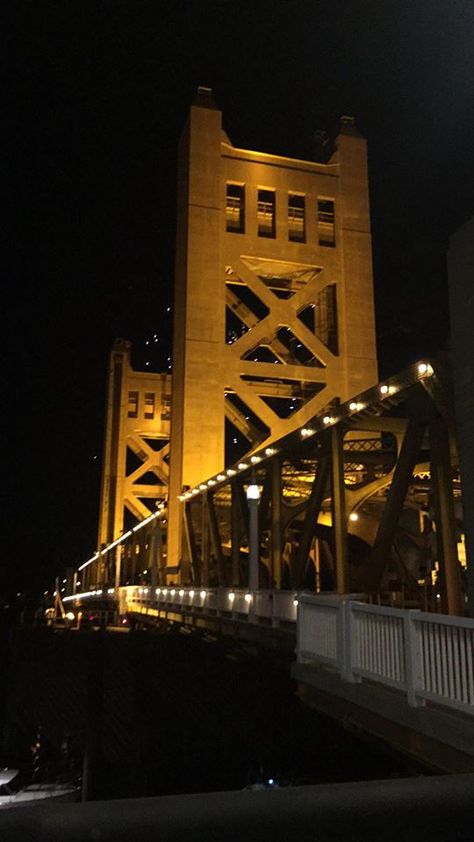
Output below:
[226,183,245,233]
[144,392,155,419]
[258,189,276,238]
[128,391,138,418]
[318,198,335,247]
[288,194,305,242]
[161,393,171,421]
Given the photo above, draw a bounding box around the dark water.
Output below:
[1,623,426,800]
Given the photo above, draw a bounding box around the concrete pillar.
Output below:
[335,117,378,399]
[167,90,224,577]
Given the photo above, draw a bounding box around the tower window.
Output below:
[144,392,155,419]
[161,393,171,421]
[258,189,276,238]
[317,199,335,247]
[288,194,305,242]
[226,183,245,233]
[128,391,138,418]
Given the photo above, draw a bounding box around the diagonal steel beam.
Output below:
[184,502,199,585]
[293,443,331,588]
[367,419,426,592]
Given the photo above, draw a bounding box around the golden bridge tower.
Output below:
[97,339,171,550]
[167,87,378,574]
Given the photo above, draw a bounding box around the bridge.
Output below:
[49,89,473,776]
[62,352,474,770]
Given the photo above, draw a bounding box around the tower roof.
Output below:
[193,86,219,110]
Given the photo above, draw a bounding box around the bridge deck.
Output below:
[293,660,474,773]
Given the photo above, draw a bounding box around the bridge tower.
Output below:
[167,87,378,575]
[97,339,171,553]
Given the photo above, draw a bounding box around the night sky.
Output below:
[6,1,474,599]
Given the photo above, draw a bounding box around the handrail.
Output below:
[297,595,474,714]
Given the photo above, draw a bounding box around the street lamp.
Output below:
[246,482,260,593]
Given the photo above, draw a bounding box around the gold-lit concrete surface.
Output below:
[97,339,171,551]
[167,89,378,571]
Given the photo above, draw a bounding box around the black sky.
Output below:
[6,0,474,598]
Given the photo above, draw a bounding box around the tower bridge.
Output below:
[54,90,474,770]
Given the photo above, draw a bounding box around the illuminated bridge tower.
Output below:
[97,339,171,553]
[167,87,378,574]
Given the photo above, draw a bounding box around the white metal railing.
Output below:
[119,586,299,626]
[297,595,474,714]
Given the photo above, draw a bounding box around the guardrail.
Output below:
[119,586,300,626]
[297,595,474,714]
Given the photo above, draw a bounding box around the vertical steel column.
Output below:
[430,417,463,616]
[149,524,161,593]
[114,546,122,590]
[130,542,137,585]
[231,481,241,587]
[271,458,282,588]
[207,492,226,586]
[248,496,260,592]
[201,494,210,586]
[331,425,349,594]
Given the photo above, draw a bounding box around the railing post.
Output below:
[403,610,424,707]
[271,591,280,628]
[340,600,361,684]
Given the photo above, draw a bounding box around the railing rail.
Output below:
[297,595,474,714]
[119,585,300,626]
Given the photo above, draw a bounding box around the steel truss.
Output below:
[83,361,465,616]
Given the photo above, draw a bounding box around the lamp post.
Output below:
[246,481,260,593]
